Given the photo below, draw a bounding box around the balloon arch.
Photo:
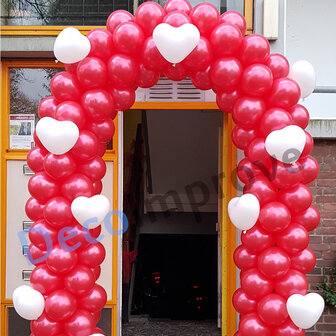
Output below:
[14,1,324,335]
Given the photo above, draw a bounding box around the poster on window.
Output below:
[10,114,35,149]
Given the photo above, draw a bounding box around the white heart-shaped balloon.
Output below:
[265,125,306,164]
[13,286,44,320]
[153,23,200,64]
[71,195,110,229]
[228,193,260,231]
[287,293,325,329]
[54,27,91,64]
[36,117,79,155]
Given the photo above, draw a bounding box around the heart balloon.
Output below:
[13,285,45,320]
[54,27,91,64]
[36,117,79,155]
[71,195,110,229]
[287,293,325,329]
[153,23,200,64]
[228,193,260,231]
[265,125,306,164]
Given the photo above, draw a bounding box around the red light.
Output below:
[196,298,199,301]
[156,281,159,284]
[197,306,201,310]
[200,297,203,301]
[193,286,198,289]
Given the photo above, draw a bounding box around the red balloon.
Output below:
[137,64,160,88]
[27,147,46,173]
[113,22,145,57]
[301,131,314,157]
[109,86,136,111]
[291,247,316,274]
[86,118,115,142]
[106,10,134,33]
[190,3,219,37]
[276,223,309,255]
[278,183,312,215]
[77,284,107,312]
[77,156,106,182]
[298,155,319,184]
[60,222,92,251]
[135,2,165,36]
[61,173,93,201]
[265,54,290,79]
[71,130,99,162]
[45,289,77,321]
[289,104,309,129]
[232,97,266,129]
[38,96,58,119]
[28,243,47,266]
[240,34,270,66]
[244,176,277,205]
[241,225,274,254]
[28,172,60,203]
[216,89,240,113]
[292,205,320,232]
[267,78,301,109]
[64,309,95,336]
[31,312,63,336]
[164,0,192,14]
[258,247,290,279]
[92,180,103,195]
[78,242,106,268]
[87,28,114,61]
[30,265,63,295]
[76,57,107,89]
[220,11,246,36]
[55,101,86,129]
[142,37,171,71]
[259,108,293,137]
[165,63,188,81]
[247,138,273,170]
[271,161,303,189]
[274,269,308,299]
[92,266,101,281]
[163,10,191,27]
[92,310,102,325]
[33,130,48,152]
[64,265,95,296]
[82,89,115,121]
[239,313,271,336]
[44,196,73,228]
[46,244,78,274]
[190,65,212,90]
[241,64,273,97]
[183,37,213,71]
[26,197,45,221]
[241,269,273,300]
[272,319,305,336]
[44,153,76,180]
[97,142,106,157]
[210,57,242,91]
[210,23,243,57]
[257,294,288,326]
[232,288,257,315]
[65,62,78,74]
[50,72,82,102]
[237,158,262,184]
[234,245,257,270]
[231,126,258,150]
[259,202,291,233]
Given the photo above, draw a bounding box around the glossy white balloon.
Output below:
[287,293,325,329]
[36,117,79,155]
[265,125,306,164]
[228,193,260,231]
[71,195,110,229]
[288,60,316,99]
[54,27,91,64]
[153,23,200,64]
[12,285,32,306]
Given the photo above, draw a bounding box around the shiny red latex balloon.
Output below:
[241,225,275,254]
[33,130,48,152]
[31,312,63,336]
[258,247,290,279]
[241,269,273,300]
[113,22,145,57]
[265,54,290,80]
[164,0,192,13]
[137,64,160,88]
[97,142,106,157]
[183,37,213,71]
[135,2,165,36]
[76,57,107,89]
[299,155,319,184]
[239,313,271,336]
[77,156,106,182]
[278,183,312,215]
[92,181,103,195]
[87,28,114,61]
[38,96,58,119]
[50,72,82,102]
[64,265,95,296]
[26,197,45,221]
[220,11,246,35]
[240,34,270,66]
[60,223,93,251]
[216,89,239,113]
[247,138,273,170]
[28,172,60,203]
[272,319,305,336]
[65,62,78,74]
[259,107,293,137]
[259,202,291,233]
[190,3,219,37]
[63,309,95,336]
[291,247,316,274]
[301,131,314,157]
[237,158,262,184]
[165,63,188,81]
[275,269,308,299]
[28,244,47,266]
[232,288,257,315]
[142,37,170,71]
[27,147,46,173]
[257,293,288,326]
[244,176,277,206]
[289,104,309,129]
[61,173,93,201]
[191,66,212,90]
[232,126,258,150]
[292,205,320,232]
[29,219,57,251]
[44,153,77,180]
[78,242,106,268]
[271,161,303,189]
[106,10,134,33]
[92,266,101,281]
[71,130,99,162]
[92,310,102,325]
[232,96,266,129]
[45,289,77,321]
[55,101,86,129]
[30,265,63,295]
[109,86,136,111]
[163,10,191,27]
[77,284,107,312]
[46,244,78,274]
[234,245,257,270]
[86,118,115,143]
[44,196,73,228]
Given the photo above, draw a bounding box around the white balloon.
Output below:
[265,125,306,164]
[54,27,91,64]
[153,23,200,64]
[13,286,44,320]
[288,60,316,99]
[71,195,111,229]
[287,293,325,329]
[36,117,79,155]
[228,194,260,231]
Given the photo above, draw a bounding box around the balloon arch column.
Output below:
[14,1,324,335]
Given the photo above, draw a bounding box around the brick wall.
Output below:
[306,140,336,335]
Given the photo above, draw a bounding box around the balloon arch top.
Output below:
[14,0,323,335]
